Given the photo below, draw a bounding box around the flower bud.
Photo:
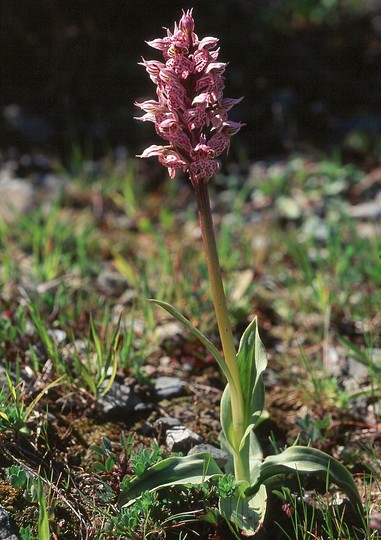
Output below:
[179,9,194,34]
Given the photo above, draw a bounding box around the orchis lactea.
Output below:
[135,8,244,185]
[136,9,247,476]
[127,9,363,536]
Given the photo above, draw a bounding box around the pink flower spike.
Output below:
[135,8,244,184]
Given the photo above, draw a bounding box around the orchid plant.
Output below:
[119,9,363,535]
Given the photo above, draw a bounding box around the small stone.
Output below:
[346,357,370,384]
[0,179,34,223]
[154,416,182,431]
[155,321,186,346]
[134,402,154,413]
[48,329,67,344]
[154,376,185,399]
[96,265,131,296]
[98,380,143,418]
[166,426,203,452]
[188,443,229,469]
[322,346,341,376]
[0,505,20,540]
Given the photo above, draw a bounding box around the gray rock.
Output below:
[166,426,203,452]
[154,376,185,399]
[154,416,182,431]
[344,349,381,391]
[188,443,229,469]
[0,178,34,223]
[322,346,342,377]
[96,265,131,296]
[48,329,67,344]
[346,357,369,384]
[0,505,20,540]
[98,380,144,418]
[155,321,186,346]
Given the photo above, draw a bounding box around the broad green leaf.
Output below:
[246,445,363,512]
[149,299,234,387]
[118,452,223,507]
[219,484,267,536]
[220,317,267,453]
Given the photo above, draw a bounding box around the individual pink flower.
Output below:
[136,8,244,186]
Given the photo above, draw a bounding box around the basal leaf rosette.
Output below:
[135,9,244,185]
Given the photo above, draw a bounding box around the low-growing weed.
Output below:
[6,466,51,540]
[0,369,64,435]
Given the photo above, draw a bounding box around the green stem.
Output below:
[193,179,246,479]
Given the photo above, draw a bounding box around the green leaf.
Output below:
[220,317,267,454]
[149,299,234,387]
[246,445,363,512]
[237,317,267,442]
[220,385,235,454]
[219,484,267,536]
[24,375,65,423]
[118,452,223,507]
[99,318,120,397]
[37,480,50,540]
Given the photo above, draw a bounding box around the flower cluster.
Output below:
[135,8,244,185]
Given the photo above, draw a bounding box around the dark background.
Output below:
[1,0,381,164]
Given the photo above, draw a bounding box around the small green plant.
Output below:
[274,481,372,540]
[0,370,64,435]
[117,8,364,536]
[273,485,317,540]
[6,466,51,540]
[70,314,120,398]
[129,444,165,476]
[19,526,37,540]
[295,413,331,446]
[6,464,30,491]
